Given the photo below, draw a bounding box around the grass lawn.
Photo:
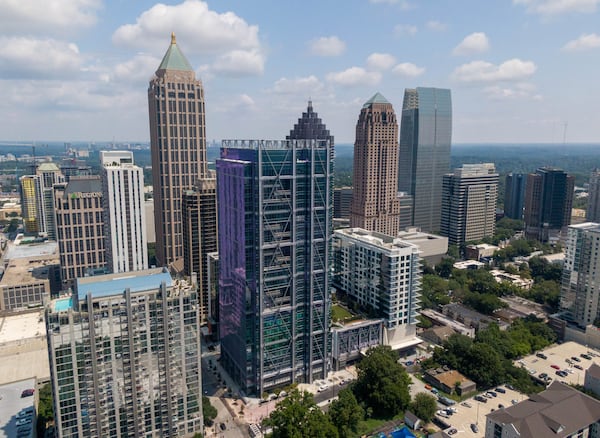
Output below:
[331,304,353,322]
[353,418,388,437]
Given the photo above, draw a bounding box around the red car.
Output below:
[550,365,560,370]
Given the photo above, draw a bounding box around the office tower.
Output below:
[440,163,498,245]
[217,119,333,393]
[46,268,203,437]
[561,223,600,327]
[20,175,42,233]
[182,177,218,324]
[100,151,148,273]
[398,193,413,231]
[504,173,526,220]
[350,92,401,235]
[60,158,92,181]
[333,228,422,348]
[20,163,64,237]
[587,169,600,223]
[54,176,106,287]
[398,87,452,232]
[334,187,353,219]
[148,33,208,266]
[524,167,574,243]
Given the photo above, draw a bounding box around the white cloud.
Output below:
[0,37,82,79]
[366,53,397,70]
[211,49,264,76]
[394,24,418,36]
[514,0,600,15]
[326,67,381,87]
[272,76,324,94]
[427,20,447,31]
[452,58,537,82]
[563,33,600,51]
[484,82,542,100]
[309,36,346,57]
[392,62,425,77]
[0,0,101,35]
[112,54,162,83]
[112,0,261,55]
[453,32,490,56]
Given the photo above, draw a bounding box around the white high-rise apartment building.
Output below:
[101,151,148,273]
[561,222,600,327]
[333,228,422,349]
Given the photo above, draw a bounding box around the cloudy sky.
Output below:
[1,0,599,144]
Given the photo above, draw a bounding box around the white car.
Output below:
[317,384,330,392]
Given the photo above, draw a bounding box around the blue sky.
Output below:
[1,0,599,144]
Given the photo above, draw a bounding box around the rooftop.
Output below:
[157,32,194,72]
[487,381,600,438]
[75,267,172,302]
[3,241,58,260]
[362,91,390,108]
[335,228,418,252]
[0,378,37,438]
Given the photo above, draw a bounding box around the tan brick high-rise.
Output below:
[350,92,401,235]
[148,33,208,266]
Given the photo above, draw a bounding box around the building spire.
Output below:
[171,32,176,45]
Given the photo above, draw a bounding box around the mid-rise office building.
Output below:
[524,167,574,243]
[587,169,600,223]
[333,228,422,349]
[504,173,526,220]
[217,109,333,394]
[46,268,203,437]
[182,177,217,324]
[334,187,353,219]
[101,151,148,273]
[20,163,64,237]
[350,92,401,235]
[54,176,106,288]
[561,222,600,328]
[398,87,452,232]
[440,163,498,245]
[148,33,208,266]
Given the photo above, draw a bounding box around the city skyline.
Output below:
[1,0,600,144]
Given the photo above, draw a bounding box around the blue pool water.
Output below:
[54,297,73,312]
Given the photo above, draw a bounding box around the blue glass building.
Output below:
[216,103,333,394]
[398,87,452,232]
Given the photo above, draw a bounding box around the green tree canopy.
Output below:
[328,388,364,438]
[409,392,437,423]
[264,389,338,438]
[202,396,217,426]
[353,346,411,418]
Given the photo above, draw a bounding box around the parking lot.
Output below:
[434,385,526,437]
[514,341,600,387]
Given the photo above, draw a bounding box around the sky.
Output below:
[1,0,600,144]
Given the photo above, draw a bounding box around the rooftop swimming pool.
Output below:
[53,297,73,312]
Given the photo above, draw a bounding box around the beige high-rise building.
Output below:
[148,33,208,266]
[350,92,401,235]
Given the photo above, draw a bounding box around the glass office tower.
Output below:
[217,135,333,395]
[398,87,452,232]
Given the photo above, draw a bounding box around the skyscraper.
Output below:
[182,177,218,324]
[561,223,600,327]
[216,103,333,394]
[20,175,41,233]
[398,87,452,232]
[54,176,106,287]
[100,151,148,273]
[524,167,574,243]
[148,33,208,266]
[440,163,498,245]
[587,169,600,223]
[46,268,203,437]
[350,92,401,235]
[504,173,526,220]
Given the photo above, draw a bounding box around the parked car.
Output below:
[470,423,479,433]
[495,387,506,393]
[581,353,592,360]
[461,401,472,408]
[536,352,547,359]
[475,395,487,403]
[487,391,497,397]
[571,356,581,362]
[20,389,34,398]
[551,364,560,370]
[575,364,584,370]
[539,373,548,379]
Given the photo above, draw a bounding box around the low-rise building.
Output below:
[465,243,499,261]
[485,381,600,438]
[442,303,508,331]
[453,260,485,270]
[420,309,475,338]
[420,325,457,345]
[585,363,600,398]
[424,367,476,396]
[490,269,534,290]
[331,319,384,370]
[397,227,448,266]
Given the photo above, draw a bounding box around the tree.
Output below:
[409,392,437,423]
[353,346,411,418]
[36,383,53,437]
[264,389,338,438]
[202,396,217,426]
[435,258,455,279]
[328,388,364,438]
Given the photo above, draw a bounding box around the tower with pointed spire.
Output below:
[148,34,209,267]
[350,92,401,235]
